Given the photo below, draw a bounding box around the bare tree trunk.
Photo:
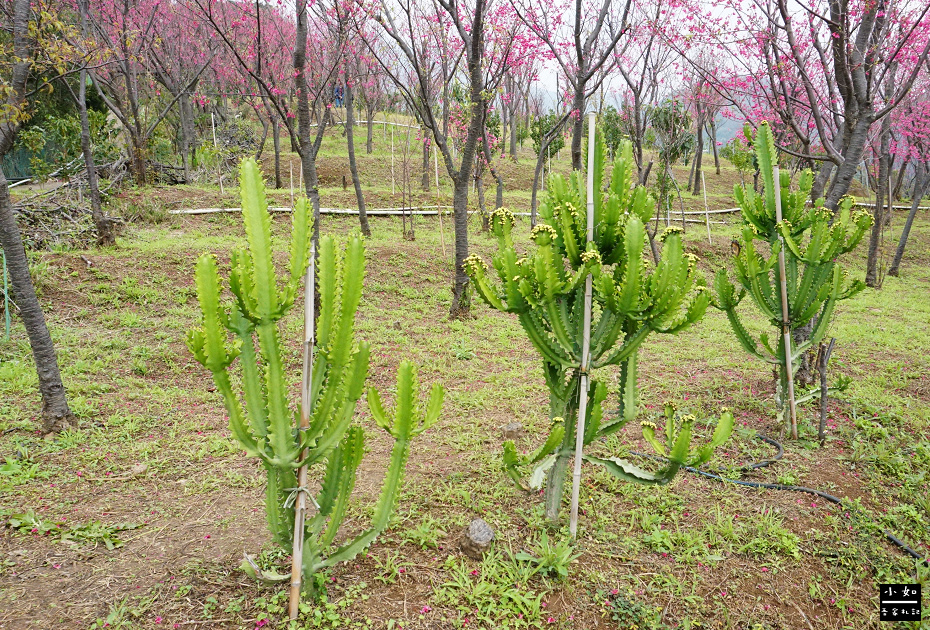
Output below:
[450,175,471,317]
[707,120,720,175]
[345,81,370,237]
[690,118,703,195]
[888,167,929,277]
[421,133,430,191]
[255,116,269,160]
[178,92,195,182]
[272,117,282,188]
[509,104,518,159]
[824,117,872,210]
[76,70,114,246]
[0,166,75,431]
[811,161,834,202]
[129,135,147,186]
[570,89,585,170]
[891,158,909,202]
[1,0,74,433]
[294,0,322,251]
[865,115,891,287]
[0,2,74,433]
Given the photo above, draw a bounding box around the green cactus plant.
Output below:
[187,159,443,591]
[711,122,872,433]
[465,132,733,522]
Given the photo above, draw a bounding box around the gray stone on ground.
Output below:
[461,518,495,559]
[502,422,524,440]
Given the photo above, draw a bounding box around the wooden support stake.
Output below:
[773,166,798,439]
[702,171,712,244]
[211,113,224,197]
[391,126,395,196]
[289,162,294,208]
[288,242,316,619]
[817,338,835,446]
[570,112,596,538]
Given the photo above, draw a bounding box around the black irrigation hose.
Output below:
[630,435,928,565]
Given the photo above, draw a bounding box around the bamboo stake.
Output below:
[391,126,395,196]
[211,113,224,197]
[701,171,711,244]
[289,162,294,208]
[570,112,596,539]
[434,146,446,258]
[288,242,316,619]
[773,166,798,439]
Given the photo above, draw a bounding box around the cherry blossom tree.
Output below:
[85,0,214,185]
[366,0,532,316]
[682,0,930,211]
[888,71,930,276]
[191,0,349,246]
[512,0,634,170]
[0,0,76,432]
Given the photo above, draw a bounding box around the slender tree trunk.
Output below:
[509,104,518,160]
[178,92,195,182]
[421,133,430,191]
[76,70,113,246]
[865,115,891,287]
[691,121,703,195]
[0,164,75,432]
[272,117,282,189]
[255,116,269,160]
[891,158,908,202]
[294,0,321,251]
[888,167,928,277]
[811,160,834,202]
[824,117,873,210]
[345,81,370,237]
[129,134,147,186]
[570,89,585,171]
[708,120,720,175]
[450,175,471,317]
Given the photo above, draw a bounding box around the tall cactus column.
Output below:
[711,122,872,437]
[467,131,733,524]
[188,159,444,594]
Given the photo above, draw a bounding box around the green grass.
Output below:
[1,128,929,628]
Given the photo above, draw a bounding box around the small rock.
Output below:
[129,462,148,477]
[461,518,494,559]
[502,422,524,440]
[393,321,402,331]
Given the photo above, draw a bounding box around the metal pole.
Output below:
[569,112,596,538]
[773,166,798,439]
[289,241,316,618]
